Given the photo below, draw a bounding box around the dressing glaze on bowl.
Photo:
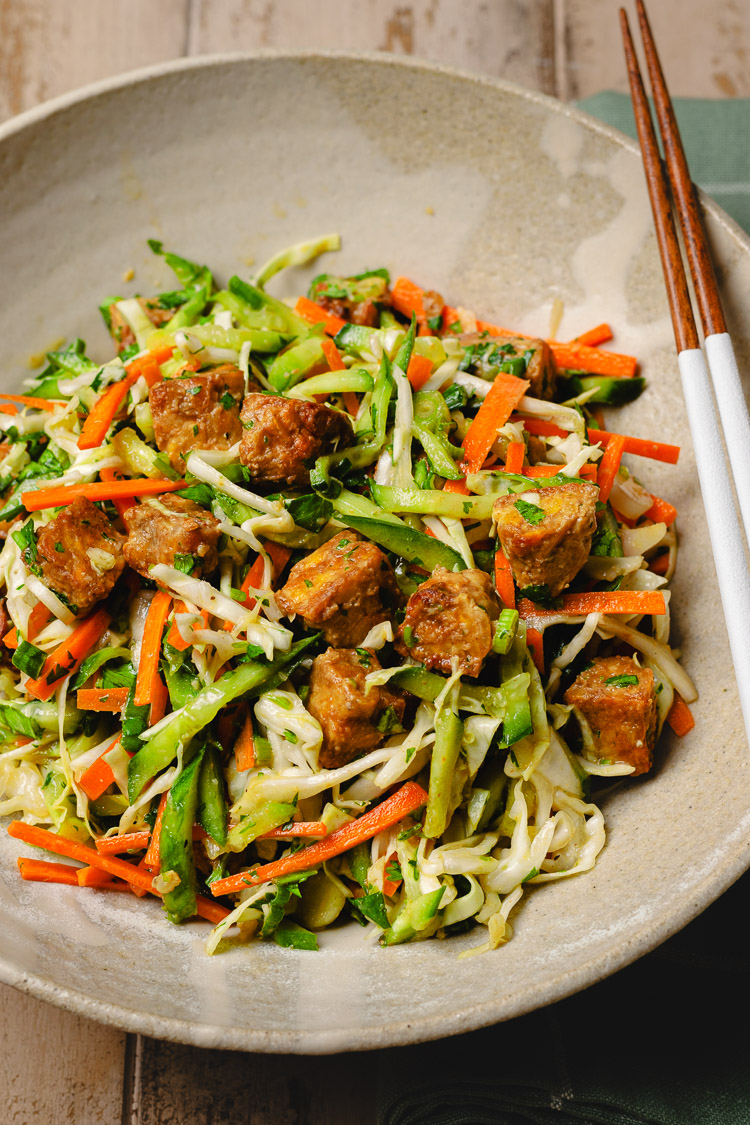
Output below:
[1,52,749,1053]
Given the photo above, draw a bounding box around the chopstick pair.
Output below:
[620,0,750,742]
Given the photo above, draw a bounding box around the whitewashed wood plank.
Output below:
[0,0,189,123]
[1,981,127,1124]
[564,0,750,100]
[190,0,557,95]
[132,1036,376,1125]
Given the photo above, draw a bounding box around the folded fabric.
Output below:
[378,94,750,1125]
[377,873,750,1125]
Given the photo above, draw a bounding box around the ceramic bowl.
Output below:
[1,53,749,1053]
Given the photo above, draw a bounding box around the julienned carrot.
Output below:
[144,792,169,872]
[78,735,121,800]
[462,372,530,473]
[25,608,111,702]
[587,428,680,465]
[8,820,229,924]
[23,477,187,512]
[406,353,433,391]
[551,342,637,378]
[382,851,403,899]
[0,404,17,415]
[645,493,677,527]
[391,277,430,324]
[443,477,470,496]
[17,858,80,885]
[294,295,346,336]
[525,626,545,674]
[134,591,172,708]
[77,865,128,890]
[211,780,429,896]
[77,344,173,451]
[4,602,53,649]
[0,393,65,410]
[504,441,525,474]
[572,323,613,348]
[649,552,670,576]
[149,674,170,726]
[261,822,328,839]
[167,602,210,652]
[597,433,626,504]
[321,336,346,371]
[99,466,131,519]
[234,711,256,772]
[96,831,151,855]
[494,548,516,608]
[76,687,130,712]
[522,464,598,482]
[667,695,695,738]
[518,590,666,617]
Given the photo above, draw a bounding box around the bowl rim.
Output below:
[1,48,749,1053]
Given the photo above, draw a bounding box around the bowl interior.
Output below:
[1,53,749,1052]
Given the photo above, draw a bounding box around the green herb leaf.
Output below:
[514,498,546,525]
[604,673,639,687]
[12,640,48,678]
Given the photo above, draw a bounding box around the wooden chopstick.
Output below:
[634,0,750,541]
[620,6,750,742]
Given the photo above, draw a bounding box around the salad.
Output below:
[0,235,697,955]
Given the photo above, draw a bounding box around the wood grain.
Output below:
[189,0,558,95]
[0,0,189,122]
[132,1036,377,1125]
[1,981,126,1124]
[564,0,750,99]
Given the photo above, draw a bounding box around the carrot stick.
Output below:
[234,711,256,772]
[572,324,613,348]
[96,831,151,855]
[210,781,429,896]
[25,608,111,701]
[0,404,17,415]
[382,851,403,898]
[17,858,80,885]
[76,687,130,712]
[321,337,346,370]
[166,602,210,652]
[649,552,671,576]
[149,673,170,726]
[587,428,680,465]
[261,822,328,839]
[144,792,169,872]
[99,467,131,519]
[4,602,53,649]
[77,864,113,888]
[294,296,346,336]
[78,735,121,801]
[644,493,677,527]
[134,591,172,707]
[521,464,598,482]
[667,695,695,738]
[8,820,229,924]
[462,372,530,473]
[517,590,666,617]
[596,433,626,504]
[391,278,432,326]
[406,353,433,391]
[504,441,525,474]
[443,477,470,496]
[22,477,187,512]
[77,345,174,451]
[494,549,516,609]
[525,626,545,674]
[0,393,65,410]
[550,342,637,378]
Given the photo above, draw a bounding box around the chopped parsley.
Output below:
[514,498,545,525]
[604,673,639,687]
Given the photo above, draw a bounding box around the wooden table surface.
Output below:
[1,2,747,1122]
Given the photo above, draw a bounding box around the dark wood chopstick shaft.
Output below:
[635,0,726,337]
[619,9,698,354]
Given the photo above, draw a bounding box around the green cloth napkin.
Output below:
[377,95,750,1125]
[579,92,750,233]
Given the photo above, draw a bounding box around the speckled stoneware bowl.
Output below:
[1,53,749,1054]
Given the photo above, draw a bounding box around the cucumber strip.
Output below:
[160,747,205,923]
